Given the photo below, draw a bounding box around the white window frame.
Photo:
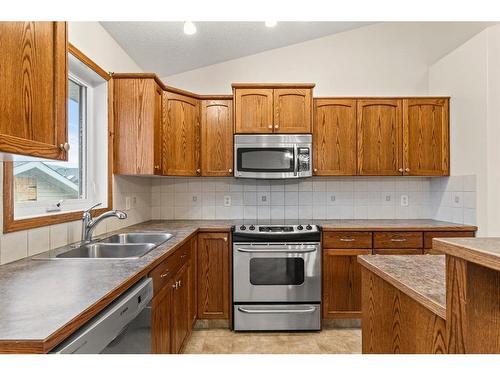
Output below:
[14,61,108,220]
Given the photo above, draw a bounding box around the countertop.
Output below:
[0,219,473,352]
[434,237,500,272]
[357,254,446,319]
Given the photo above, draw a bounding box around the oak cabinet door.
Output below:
[313,99,357,175]
[197,233,230,320]
[201,100,233,176]
[403,98,449,176]
[357,99,403,175]
[164,92,200,175]
[151,285,172,354]
[273,88,312,133]
[323,248,372,319]
[171,265,190,354]
[153,84,163,175]
[234,89,273,133]
[0,22,67,160]
[114,78,158,175]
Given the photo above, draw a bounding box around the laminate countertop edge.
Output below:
[357,255,446,320]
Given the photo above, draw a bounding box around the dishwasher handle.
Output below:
[51,278,153,354]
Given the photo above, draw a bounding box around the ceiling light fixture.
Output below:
[265,21,277,28]
[183,21,197,35]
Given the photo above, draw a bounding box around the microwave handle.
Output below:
[293,145,298,176]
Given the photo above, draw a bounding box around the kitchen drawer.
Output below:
[150,241,191,294]
[423,231,475,249]
[374,248,423,255]
[374,232,423,249]
[323,231,372,249]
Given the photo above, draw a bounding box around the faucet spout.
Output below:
[81,204,127,242]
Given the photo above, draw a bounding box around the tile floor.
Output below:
[183,328,361,354]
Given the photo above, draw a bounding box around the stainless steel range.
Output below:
[232,224,321,331]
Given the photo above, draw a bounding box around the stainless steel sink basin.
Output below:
[101,232,172,245]
[55,243,156,259]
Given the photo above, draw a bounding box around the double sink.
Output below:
[36,232,173,260]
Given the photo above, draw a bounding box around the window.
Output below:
[4,45,112,229]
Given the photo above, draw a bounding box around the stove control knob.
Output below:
[239,225,246,231]
[249,225,255,231]
[297,225,303,230]
[306,225,313,230]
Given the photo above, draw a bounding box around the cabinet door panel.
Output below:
[164,92,200,176]
[197,233,230,319]
[357,99,403,175]
[403,98,449,176]
[201,100,233,176]
[323,248,372,319]
[274,88,312,133]
[313,99,356,175]
[171,266,189,353]
[234,89,273,133]
[0,22,67,160]
[151,286,172,354]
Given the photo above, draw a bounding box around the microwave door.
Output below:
[236,147,295,178]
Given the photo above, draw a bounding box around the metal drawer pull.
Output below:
[181,254,187,259]
[160,271,170,278]
[390,238,407,242]
[340,238,356,242]
[236,246,316,253]
[237,307,316,314]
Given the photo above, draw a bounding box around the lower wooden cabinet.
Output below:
[323,248,371,319]
[150,239,195,354]
[197,232,230,320]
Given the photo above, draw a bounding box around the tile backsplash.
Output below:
[430,175,476,225]
[151,176,439,222]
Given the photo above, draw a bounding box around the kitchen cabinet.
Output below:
[197,232,230,320]
[0,21,68,160]
[357,99,403,175]
[113,77,164,175]
[163,92,201,176]
[201,99,233,176]
[233,84,314,134]
[188,236,198,327]
[403,98,449,176]
[323,248,372,319]
[150,238,193,354]
[313,99,357,175]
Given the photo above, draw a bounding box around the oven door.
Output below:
[233,242,321,303]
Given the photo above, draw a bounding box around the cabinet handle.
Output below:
[228,168,232,173]
[340,238,356,242]
[223,236,228,242]
[405,168,410,172]
[390,238,407,242]
[160,271,170,278]
[268,125,273,129]
[181,254,187,259]
[274,125,279,129]
[398,168,403,173]
[196,168,201,174]
[313,168,318,173]
[178,280,182,288]
[172,282,178,289]
[154,165,160,169]
[59,143,70,152]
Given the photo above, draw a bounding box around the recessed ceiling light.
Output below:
[265,21,277,28]
[183,21,197,35]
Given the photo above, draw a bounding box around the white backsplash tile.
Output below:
[1,231,28,264]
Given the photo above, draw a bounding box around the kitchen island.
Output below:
[358,237,500,354]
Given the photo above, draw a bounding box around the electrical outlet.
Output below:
[132,196,137,207]
[125,196,131,210]
[330,195,336,202]
[385,195,391,202]
[192,195,198,202]
[454,195,460,204]
[261,195,267,203]
[224,195,231,207]
[400,194,409,207]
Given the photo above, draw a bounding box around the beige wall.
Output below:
[0,22,152,265]
[429,24,500,236]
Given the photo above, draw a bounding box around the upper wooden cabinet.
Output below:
[313,99,357,175]
[357,99,403,176]
[0,22,68,160]
[163,92,201,176]
[403,98,449,176]
[201,99,233,176]
[233,84,314,134]
[113,77,163,175]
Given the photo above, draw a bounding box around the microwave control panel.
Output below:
[297,147,310,172]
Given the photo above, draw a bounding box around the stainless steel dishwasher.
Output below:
[51,278,153,354]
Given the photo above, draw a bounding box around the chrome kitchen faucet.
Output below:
[82,203,127,242]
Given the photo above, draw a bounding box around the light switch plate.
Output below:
[125,197,131,210]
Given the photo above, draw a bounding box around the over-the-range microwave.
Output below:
[234,134,312,179]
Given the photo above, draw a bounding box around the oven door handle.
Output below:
[237,306,317,314]
[236,246,317,253]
